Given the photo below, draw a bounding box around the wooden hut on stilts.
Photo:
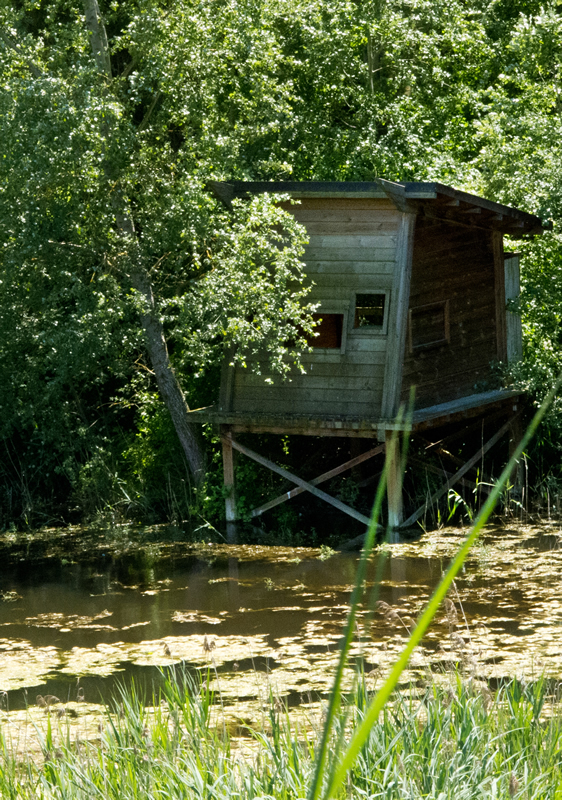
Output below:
[196,180,546,536]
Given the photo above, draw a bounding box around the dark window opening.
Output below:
[307,313,343,349]
[409,301,450,353]
[354,293,386,328]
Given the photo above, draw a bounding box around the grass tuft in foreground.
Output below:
[2,670,562,798]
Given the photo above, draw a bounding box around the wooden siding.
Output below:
[400,219,500,410]
[504,254,522,362]
[381,212,416,419]
[229,198,401,418]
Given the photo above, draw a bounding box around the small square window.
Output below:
[307,313,343,349]
[354,293,386,328]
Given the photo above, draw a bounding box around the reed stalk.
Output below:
[311,376,561,800]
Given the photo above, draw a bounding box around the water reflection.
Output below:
[1,524,562,718]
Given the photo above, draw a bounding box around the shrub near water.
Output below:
[1,671,562,798]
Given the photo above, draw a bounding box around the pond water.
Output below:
[1,522,562,751]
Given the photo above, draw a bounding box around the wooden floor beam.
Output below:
[230,439,373,527]
[250,443,385,518]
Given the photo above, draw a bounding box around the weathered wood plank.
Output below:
[234,361,387,382]
[386,431,403,528]
[232,375,385,394]
[304,244,397,260]
[413,236,490,260]
[412,389,520,424]
[408,270,494,298]
[232,377,383,394]
[307,260,395,275]
[304,222,400,235]
[237,346,388,368]
[307,275,394,292]
[505,253,522,363]
[308,235,399,248]
[295,209,399,223]
[304,354,387,369]
[401,219,500,409]
[403,377,494,410]
[233,386,382,406]
[236,361,387,379]
[493,230,507,361]
[219,357,235,413]
[232,398,381,416]
[235,374,383,391]
[346,336,389,353]
[402,347,496,383]
[232,423,380,438]
[279,198,397,211]
[404,341,496,368]
[231,438,372,526]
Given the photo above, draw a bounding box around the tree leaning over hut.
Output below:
[0,0,315,492]
[82,0,207,484]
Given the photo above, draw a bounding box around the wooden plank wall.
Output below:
[229,198,401,418]
[401,218,499,410]
[504,253,522,363]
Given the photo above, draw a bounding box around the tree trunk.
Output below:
[129,267,206,486]
[83,0,206,486]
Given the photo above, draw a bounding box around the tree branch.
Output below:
[81,0,206,485]
[82,0,112,78]
[137,90,163,132]
[0,30,42,78]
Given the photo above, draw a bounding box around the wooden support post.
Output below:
[385,430,403,531]
[221,427,237,540]
[508,409,524,495]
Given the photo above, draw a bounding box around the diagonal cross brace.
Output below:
[228,438,375,527]
[250,443,386,518]
[400,410,522,528]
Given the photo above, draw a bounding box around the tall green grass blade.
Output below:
[308,404,412,800]
[322,379,560,800]
[307,437,391,800]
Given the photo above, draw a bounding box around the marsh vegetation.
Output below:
[3,650,562,797]
[2,523,562,793]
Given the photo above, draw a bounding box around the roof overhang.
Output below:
[208,179,549,238]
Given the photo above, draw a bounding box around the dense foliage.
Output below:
[1,0,562,527]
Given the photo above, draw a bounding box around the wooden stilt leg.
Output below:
[508,409,524,495]
[221,427,237,541]
[385,430,403,531]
